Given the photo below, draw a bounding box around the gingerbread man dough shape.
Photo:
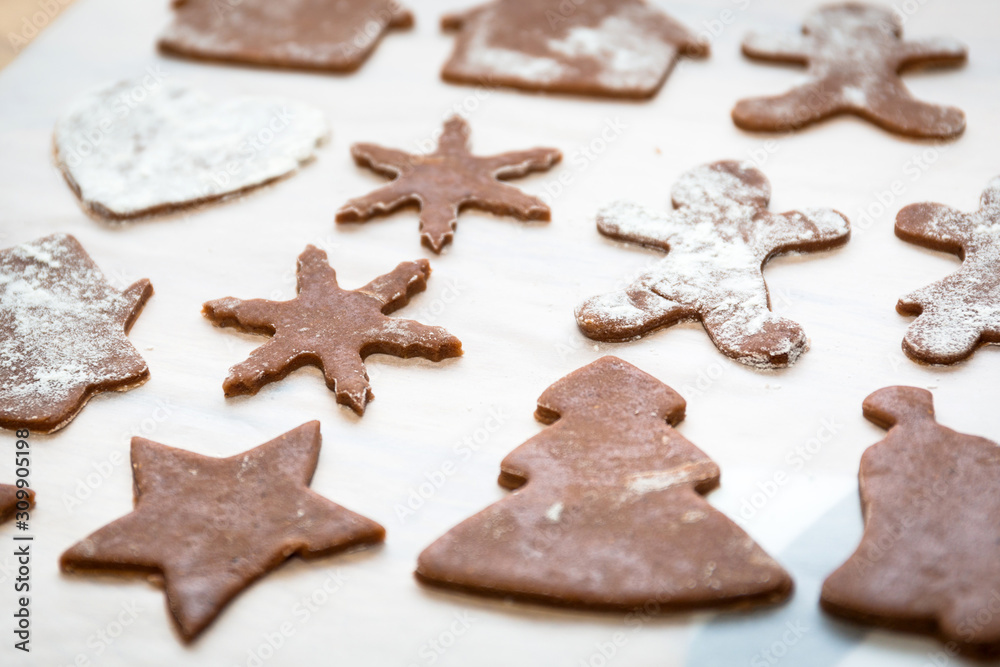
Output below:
[576,161,850,369]
[822,386,1000,656]
[895,176,1000,364]
[417,356,792,611]
[733,3,967,138]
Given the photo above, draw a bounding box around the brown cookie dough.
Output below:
[822,387,1000,657]
[417,356,792,611]
[576,161,850,369]
[159,0,413,72]
[895,176,1000,364]
[0,484,33,524]
[733,3,967,138]
[441,0,707,99]
[61,422,385,643]
[337,116,561,252]
[203,245,462,415]
[0,234,152,434]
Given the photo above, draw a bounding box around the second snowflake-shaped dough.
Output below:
[204,245,462,415]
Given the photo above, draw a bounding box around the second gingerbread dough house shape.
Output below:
[441,0,707,99]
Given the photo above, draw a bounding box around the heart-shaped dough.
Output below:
[54,79,328,220]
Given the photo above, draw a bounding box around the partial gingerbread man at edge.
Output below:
[733,3,967,138]
[576,160,850,369]
[894,176,1000,364]
[336,116,561,253]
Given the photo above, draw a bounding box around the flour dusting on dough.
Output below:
[897,176,1000,362]
[54,80,328,219]
[0,235,150,429]
[577,161,849,369]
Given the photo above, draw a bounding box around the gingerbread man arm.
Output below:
[894,37,967,70]
[741,31,810,64]
[596,201,681,251]
[895,202,969,257]
[753,208,851,258]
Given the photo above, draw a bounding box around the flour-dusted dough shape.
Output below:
[733,3,967,138]
[159,0,413,73]
[0,234,152,433]
[54,79,329,220]
[441,0,707,99]
[895,176,1000,364]
[576,161,850,369]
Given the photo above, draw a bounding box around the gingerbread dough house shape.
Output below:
[441,0,707,99]
[159,0,413,72]
[417,356,792,611]
[823,386,1000,656]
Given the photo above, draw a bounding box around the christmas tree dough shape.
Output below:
[0,234,152,433]
[823,386,1000,656]
[417,356,792,611]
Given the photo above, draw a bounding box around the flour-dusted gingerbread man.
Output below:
[895,176,1000,364]
[417,356,792,611]
[733,3,967,138]
[822,386,1000,656]
[576,161,850,369]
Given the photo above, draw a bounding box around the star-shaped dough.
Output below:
[336,116,562,252]
[0,234,152,433]
[895,176,1000,364]
[733,4,967,138]
[0,484,33,524]
[60,422,385,643]
[203,245,462,415]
